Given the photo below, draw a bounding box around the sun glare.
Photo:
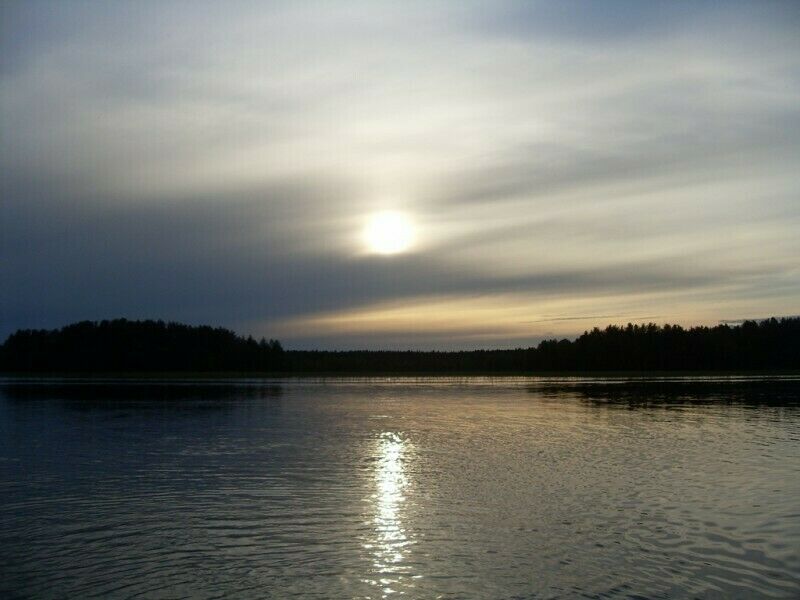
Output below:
[364,211,414,255]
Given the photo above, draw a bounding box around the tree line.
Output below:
[1,317,798,373]
[0,319,285,372]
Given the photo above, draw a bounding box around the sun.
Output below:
[363,211,415,255]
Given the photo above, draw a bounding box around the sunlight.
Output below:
[363,211,415,255]
[362,431,415,597]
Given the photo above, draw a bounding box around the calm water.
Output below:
[1,377,799,599]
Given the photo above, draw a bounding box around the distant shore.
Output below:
[3,370,800,379]
[4,318,798,373]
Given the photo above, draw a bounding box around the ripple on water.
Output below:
[1,378,799,598]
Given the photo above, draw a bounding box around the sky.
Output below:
[2,1,799,349]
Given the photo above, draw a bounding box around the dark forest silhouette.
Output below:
[1,317,798,373]
[0,320,285,373]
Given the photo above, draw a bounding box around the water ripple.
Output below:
[1,377,799,598]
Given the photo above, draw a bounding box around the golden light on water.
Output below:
[364,431,415,596]
[363,212,415,255]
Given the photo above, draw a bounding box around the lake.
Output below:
[1,377,799,599]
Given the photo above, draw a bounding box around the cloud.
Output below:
[2,1,800,347]
[7,177,792,345]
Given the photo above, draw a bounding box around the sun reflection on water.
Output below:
[364,431,415,597]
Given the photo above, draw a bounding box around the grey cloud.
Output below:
[2,1,800,348]
[430,123,800,209]
[470,1,800,44]
[2,180,784,342]
[525,315,661,325]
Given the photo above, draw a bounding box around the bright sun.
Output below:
[364,211,415,255]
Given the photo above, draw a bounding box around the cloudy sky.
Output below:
[2,1,799,349]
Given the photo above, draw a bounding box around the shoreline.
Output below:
[3,370,800,380]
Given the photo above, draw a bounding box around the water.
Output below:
[1,377,799,599]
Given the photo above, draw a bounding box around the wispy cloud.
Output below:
[2,1,799,347]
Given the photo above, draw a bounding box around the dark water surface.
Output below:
[1,377,799,599]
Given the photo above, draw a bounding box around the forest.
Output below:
[0,319,285,373]
[1,317,798,373]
